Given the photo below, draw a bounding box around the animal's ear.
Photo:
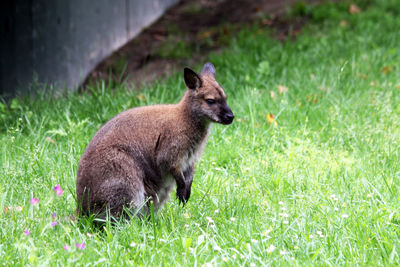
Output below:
[184,67,202,90]
[200,62,216,77]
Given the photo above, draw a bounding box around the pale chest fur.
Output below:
[154,175,175,209]
[180,130,210,172]
[154,126,210,208]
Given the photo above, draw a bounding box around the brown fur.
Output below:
[76,63,234,219]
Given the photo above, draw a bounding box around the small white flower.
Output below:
[234,183,240,187]
[232,254,237,259]
[195,223,200,227]
[130,242,136,247]
[317,231,324,238]
[230,217,236,222]
[279,213,289,218]
[87,233,93,237]
[280,250,288,255]
[278,201,284,205]
[206,216,214,223]
[309,234,314,239]
[334,207,339,211]
[267,244,276,253]
[13,206,23,212]
[263,229,272,236]
[341,214,349,218]
[280,207,287,211]
[185,224,189,228]
[283,220,289,224]
[251,239,258,243]
[210,224,216,228]
[250,263,256,267]
[214,209,219,214]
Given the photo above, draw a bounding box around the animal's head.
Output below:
[184,62,234,125]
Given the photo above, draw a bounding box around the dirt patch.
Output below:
[83,0,322,89]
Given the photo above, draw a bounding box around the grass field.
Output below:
[1,0,400,265]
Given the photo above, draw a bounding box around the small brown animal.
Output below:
[76,63,234,219]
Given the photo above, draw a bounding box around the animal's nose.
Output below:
[223,112,234,124]
[226,113,234,120]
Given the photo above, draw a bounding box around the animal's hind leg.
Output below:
[93,179,146,220]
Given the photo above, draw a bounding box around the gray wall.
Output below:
[0,0,178,96]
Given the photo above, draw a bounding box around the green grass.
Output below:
[1,0,400,265]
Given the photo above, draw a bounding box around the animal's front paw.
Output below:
[176,186,188,206]
[184,185,191,202]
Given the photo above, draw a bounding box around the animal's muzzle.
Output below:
[220,105,234,125]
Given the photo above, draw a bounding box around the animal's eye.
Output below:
[206,99,216,105]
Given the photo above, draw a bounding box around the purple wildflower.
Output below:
[50,221,57,227]
[52,212,56,219]
[24,229,30,236]
[30,198,39,205]
[75,242,85,250]
[64,244,70,251]
[53,184,63,196]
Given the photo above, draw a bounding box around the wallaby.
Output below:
[76,62,234,219]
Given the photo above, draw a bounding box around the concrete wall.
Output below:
[0,0,178,96]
